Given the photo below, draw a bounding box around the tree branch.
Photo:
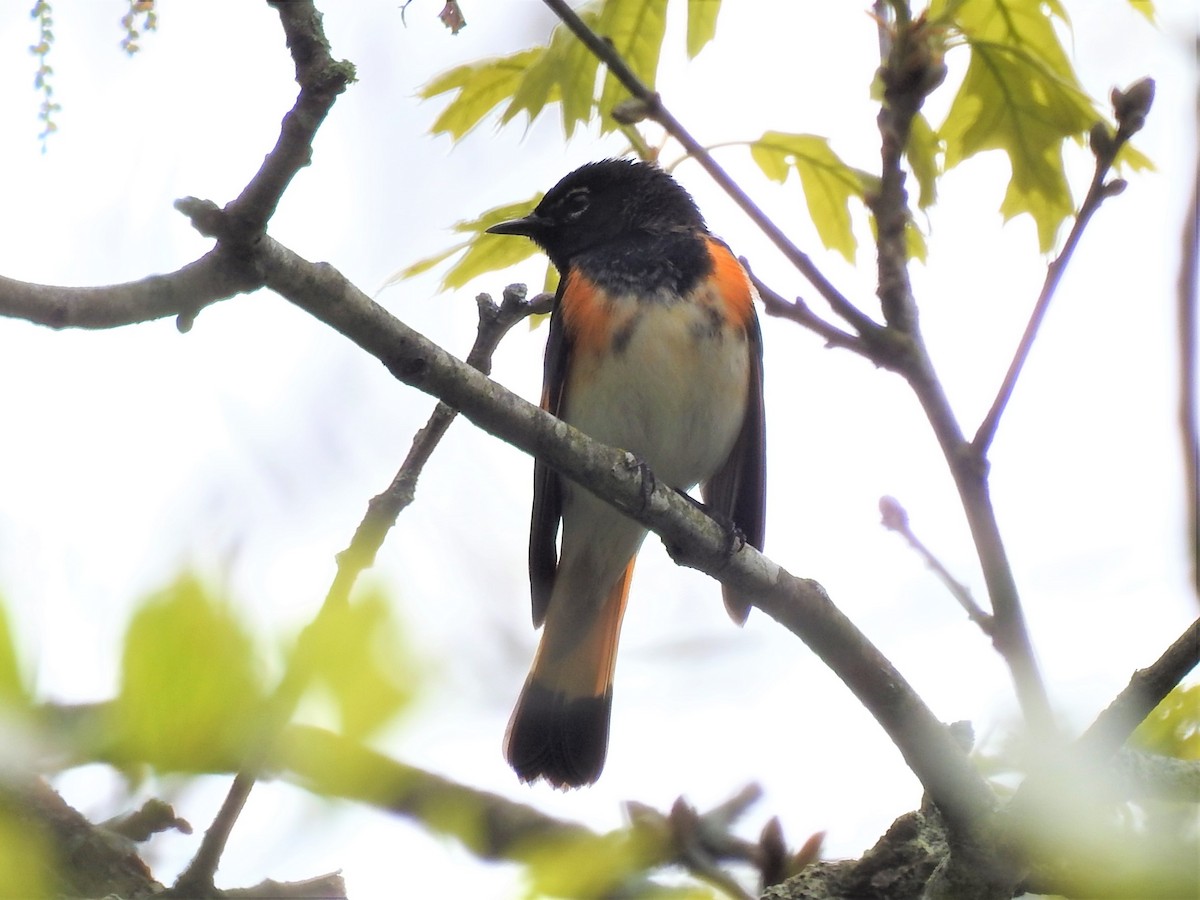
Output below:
[0,248,257,332]
[1075,617,1200,761]
[278,726,814,899]
[870,9,1054,739]
[225,1,355,237]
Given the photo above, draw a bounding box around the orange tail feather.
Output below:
[505,560,635,788]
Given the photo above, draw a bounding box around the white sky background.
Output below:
[0,0,1196,895]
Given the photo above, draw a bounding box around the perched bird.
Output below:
[487,159,766,788]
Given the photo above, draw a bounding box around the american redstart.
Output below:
[488,159,766,788]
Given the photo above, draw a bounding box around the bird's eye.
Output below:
[562,189,590,221]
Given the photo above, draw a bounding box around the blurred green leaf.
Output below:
[421,49,541,141]
[292,589,418,741]
[937,0,1099,251]
[686,0,721,58]
[1116,140,1155,173]
[907,111,941,210]
[596,0,668,132]
[0,597,26,705]
[749,131,874,262]
[389,196,547,293]
[0,812,51,899]
[1125,0,1156,22]
[1132,684,1200,760]
[906,220,928,263]
[519,829,665,899]
[114,574,266,772]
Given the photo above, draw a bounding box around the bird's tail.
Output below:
[504,559,635,788]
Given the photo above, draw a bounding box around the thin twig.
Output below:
[973,79,1157,453]
[539,0,880,339]
[1179,70,1199,600]
[1075,617,1200,761]
[743,259,873,359]
[328,285,552,604]
[879,496,995,636]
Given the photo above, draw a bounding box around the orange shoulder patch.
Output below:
[704,238,754,327]
[560,268,615,356]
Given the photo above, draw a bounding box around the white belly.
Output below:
[563,296,750,490]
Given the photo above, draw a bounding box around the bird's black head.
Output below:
[486,159,706,271]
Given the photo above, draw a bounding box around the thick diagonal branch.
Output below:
[247,234,999,841]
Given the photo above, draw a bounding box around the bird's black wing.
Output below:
[702,307,767,624]
[528,279,571,627]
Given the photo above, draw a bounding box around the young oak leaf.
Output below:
[503,7,600,139]
[420,49,541,142]
[907,111,941,210]
[422,0,718,141]
[596,0,669,132]
[937,0,1101,251]
[686,0,722,58]
[749,131,876,263]
[386,197,546,293]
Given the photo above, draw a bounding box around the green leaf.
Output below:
[385,240,471,287]
[291,589,417,740]
[520,829,664,899]
[686,0,721,58]
[420,49,541,141]
[1115,140,1155,173]
[907,111,941,209]
[1132,684,1200,760]
[596,0,669,132]
[906,220,929,263]
[939,0,1100,251]
[0,597,25,705]
[442,197,546,290]
[748,131,873,262]
[1125,0,1156,23]
[115,574,266,772]
[0,813,51,899]
[389,197,546,293]
[503,7,601,139]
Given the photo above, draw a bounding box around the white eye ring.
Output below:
[563,189,590,221]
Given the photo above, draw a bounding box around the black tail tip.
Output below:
[505,682,613,789]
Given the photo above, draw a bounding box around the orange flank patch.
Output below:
[528,557,637,700]
[560,269,615,358]
[704,238,754,327]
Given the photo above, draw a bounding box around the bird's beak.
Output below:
[486,214,549,238]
